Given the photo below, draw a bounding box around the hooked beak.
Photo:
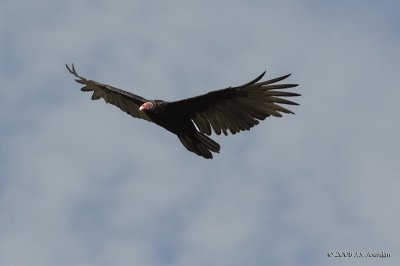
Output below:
[139,105,145,111]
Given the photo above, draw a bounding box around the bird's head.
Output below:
[139,101,154,111]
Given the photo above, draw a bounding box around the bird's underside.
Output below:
[66,64,300,159]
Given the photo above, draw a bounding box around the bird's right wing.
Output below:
[166,71,300,136]
[66,64,152,122]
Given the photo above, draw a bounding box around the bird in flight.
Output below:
[66,64,300,159]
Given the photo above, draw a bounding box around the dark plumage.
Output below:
[66,64,300,159]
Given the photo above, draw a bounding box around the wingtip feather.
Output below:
[239,71,266,87]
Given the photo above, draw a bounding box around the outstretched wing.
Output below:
[66,64,152,122]
[166,71,300,135]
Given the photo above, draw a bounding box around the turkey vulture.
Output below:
[66,64,299,159]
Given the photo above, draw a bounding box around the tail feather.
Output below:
[178,132,220,159]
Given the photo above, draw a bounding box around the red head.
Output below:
[139,101,154,111]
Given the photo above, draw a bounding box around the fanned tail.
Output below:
[178,132,220,159]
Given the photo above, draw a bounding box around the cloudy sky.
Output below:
[1,0,399,265]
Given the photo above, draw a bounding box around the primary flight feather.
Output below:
[66,64,300,159]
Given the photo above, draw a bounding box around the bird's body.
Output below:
[66,64,300,159]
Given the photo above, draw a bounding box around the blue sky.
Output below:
[1,1,399,265]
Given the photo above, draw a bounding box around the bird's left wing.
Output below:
[165,71,300,136]
[66,64,152,122]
